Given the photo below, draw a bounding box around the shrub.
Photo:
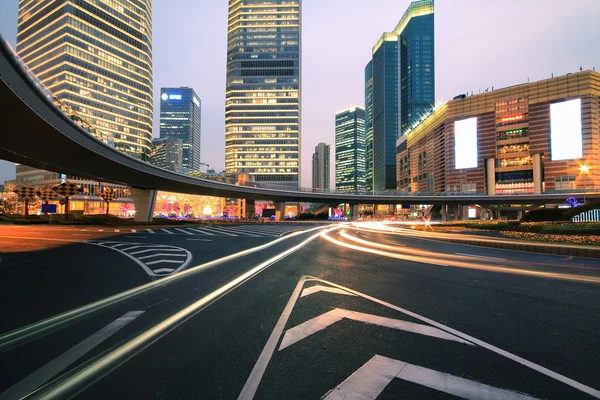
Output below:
[521,208,565,222]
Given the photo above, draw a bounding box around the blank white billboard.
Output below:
[454,117,478,169]
[550,99,583,161]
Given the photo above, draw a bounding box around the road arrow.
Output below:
[323,355,538,400]
[279,308,473,351]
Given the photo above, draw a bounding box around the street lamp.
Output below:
[577,162,592,203]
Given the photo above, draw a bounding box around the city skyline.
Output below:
[1,0,599,186]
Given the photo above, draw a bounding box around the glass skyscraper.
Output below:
[16,0,153,157]
[312,142,330,190]
[225,0,301,188]
[335,106,366,192]
[366,0,434,192]
[364,61,374,192]
[159,87,202,172]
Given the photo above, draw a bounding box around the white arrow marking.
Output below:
[300,285,356,298]
[279,308,471,351]
[323,355,538,400]
[152,268,175,274]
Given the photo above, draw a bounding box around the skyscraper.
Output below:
[366,0,434,191]
[225,0,301,188]
[312,143,331,190]
[150,137,183,173]
[364,61,374,192]
[159,87,202,171]
[16,0,153,157]
[335,106,366,191]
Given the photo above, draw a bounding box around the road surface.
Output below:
[0,223,598,399]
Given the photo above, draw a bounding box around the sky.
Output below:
[1,0,599,187]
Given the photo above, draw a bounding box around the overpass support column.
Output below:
[533,153,543,194]
[245,199,256,219]
[275,202,286,221]
[131,188,157,223]
[351,204,360,220]
[486,158,496,195]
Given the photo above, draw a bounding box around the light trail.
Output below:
[0,225,331,353]
[322,231,600,284]
[32,226,340,400]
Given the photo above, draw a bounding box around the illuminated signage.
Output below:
[454,117,478,169]
[168,94,182,100]
[500,115,524,124]
[550,99,582,161]
[161,93,168,101]
[193,97,200,107]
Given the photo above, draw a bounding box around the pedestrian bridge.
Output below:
[0,35,597,221]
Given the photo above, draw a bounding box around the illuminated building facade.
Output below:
[364,60,374,192]
[335,106,367,191]
[367,0,434,191]
[225,0,301,188]
[150,137,183,173]
[396,70,600,196]
[16,0,154,156]
[312,143,330,190]
[160,87,201,171]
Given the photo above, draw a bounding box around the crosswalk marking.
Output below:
[161,228,174,234]
[187,227,216,236]
[175,228,194,235]
[137,253,188,260]
[146,229,155,233]
[205,227,239,236]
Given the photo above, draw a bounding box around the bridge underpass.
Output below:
[1,35,598,221]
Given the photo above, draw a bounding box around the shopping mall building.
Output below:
[396,70,599,197]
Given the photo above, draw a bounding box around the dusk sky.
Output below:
[1,0,599,187]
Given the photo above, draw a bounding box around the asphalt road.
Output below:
[0,223,598,399]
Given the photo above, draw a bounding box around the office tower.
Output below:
[335,106,366,191]
[364,60,374,192]
[312,143,331,190]
[367,0,434,191]
[159,88,202,171]
[225,0,301,188]
[16,0,153,157]
[150,137,183,173]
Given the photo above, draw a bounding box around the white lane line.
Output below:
[137,253,187,260]
[323,355,537,400]
[0,311,144,400]
[152,268,175,274]
[146,229,155,234]
[455,253,506,261]
[279,308,470,351]
[41,230,334,400]
[300,285,356,298]
[186,239,213,242]
[187,227,215,236]
[145,259,185,266]
[238,278,308,400]
[311,277,600,399]
[160,229,174,235]
[130,229,137,233]
[175,228,194,235]
[383,240,405,246]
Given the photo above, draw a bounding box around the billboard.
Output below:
[550,99,583,161]
[454,117,478,169]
